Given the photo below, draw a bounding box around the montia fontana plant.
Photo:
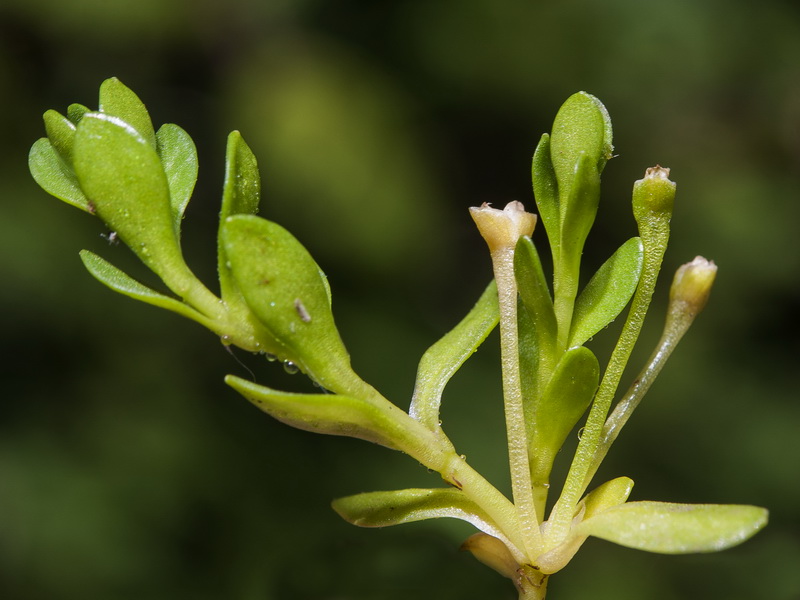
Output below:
[29,78,767,599]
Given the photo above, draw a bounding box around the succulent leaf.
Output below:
[570,237,644,348]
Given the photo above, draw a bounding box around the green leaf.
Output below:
[578,476,634,521]
[575,501,769,554]
[79,250,213,328]
[570,237,644,347]
[220,131,262,219]
[559,152,601,264]
[529,346,599,480]
[515,236,557,375]
[155,123,198,236]
[531,133,559,252]
[409,280,498,431]
[226,377,401,447]
[232,376,453,465]
[43,109,76,165]
[218,131,262,302]
[334,490,525,563]
[73,112,184,280]
[332,488,506,539]
[550,92,612,204]
[98,77,156,148]
[28,138,91,212]
[227,376,458,470]
[221,215,359,393]
[67,103,90,124]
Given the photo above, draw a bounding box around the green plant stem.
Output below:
[356,383,530,559]
[546,238,666,543]
[583,304,694,486]
[163,264,227,321]
[517,569,549,600]
[448,456,529,561]
[491,244,542,557]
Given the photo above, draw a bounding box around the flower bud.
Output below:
[669,256,717,317]
[469,201,537,254]
[632,165,675,222]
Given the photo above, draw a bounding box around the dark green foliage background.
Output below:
[1,1,798,598]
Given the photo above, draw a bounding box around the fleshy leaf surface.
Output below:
[155,123,198,235]
[221,215,357,392]
[579,476,634,520]
[218,131,262,302]
[333,488,501,536]
[80,250,212,327]
[220,131,262,219]
[226,377,456,468]
[515,236,557,378]
[72,112,185,280]
[409,280,498,431]
[531,133,559,251]
[529,346,599,477]
[334,489,524,563]
[549,92,612,203]
[227,377,403,448]
[98,77,156,148]
[29,138,90,212]
[558,153,601,265]
[570,237,644,347]
[575,501,768,554]
[67,103,90,124]
[43,110,77,165]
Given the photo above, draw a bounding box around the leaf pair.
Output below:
[532,92,612,266]
[333,474,767,580]
[222,215,362,393]
[30,79,198,283]
[537,475,767,574]
[30,78,364,396]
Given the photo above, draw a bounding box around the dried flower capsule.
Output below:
[469,201,537,254]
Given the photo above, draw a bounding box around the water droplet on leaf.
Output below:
[283,361,299,374]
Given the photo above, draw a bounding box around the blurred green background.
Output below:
[1,0,799,598]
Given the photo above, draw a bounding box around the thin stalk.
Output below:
[546,240,664,540]
[585,256,717,486]
[353,378,531,559]
[449,456,529,562]
[545,167,673,544]
[470,202,542,558]
[491,243,542,556]
[583,311,688,486]
[164,262,228,322]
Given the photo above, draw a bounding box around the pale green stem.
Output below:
[546,240,666,543]
[162,262,228,321]
[517,569,549,600]
[491,245,542,557]
[583,305,695,487]
[346,380,530,559]
[450,456,529,561]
